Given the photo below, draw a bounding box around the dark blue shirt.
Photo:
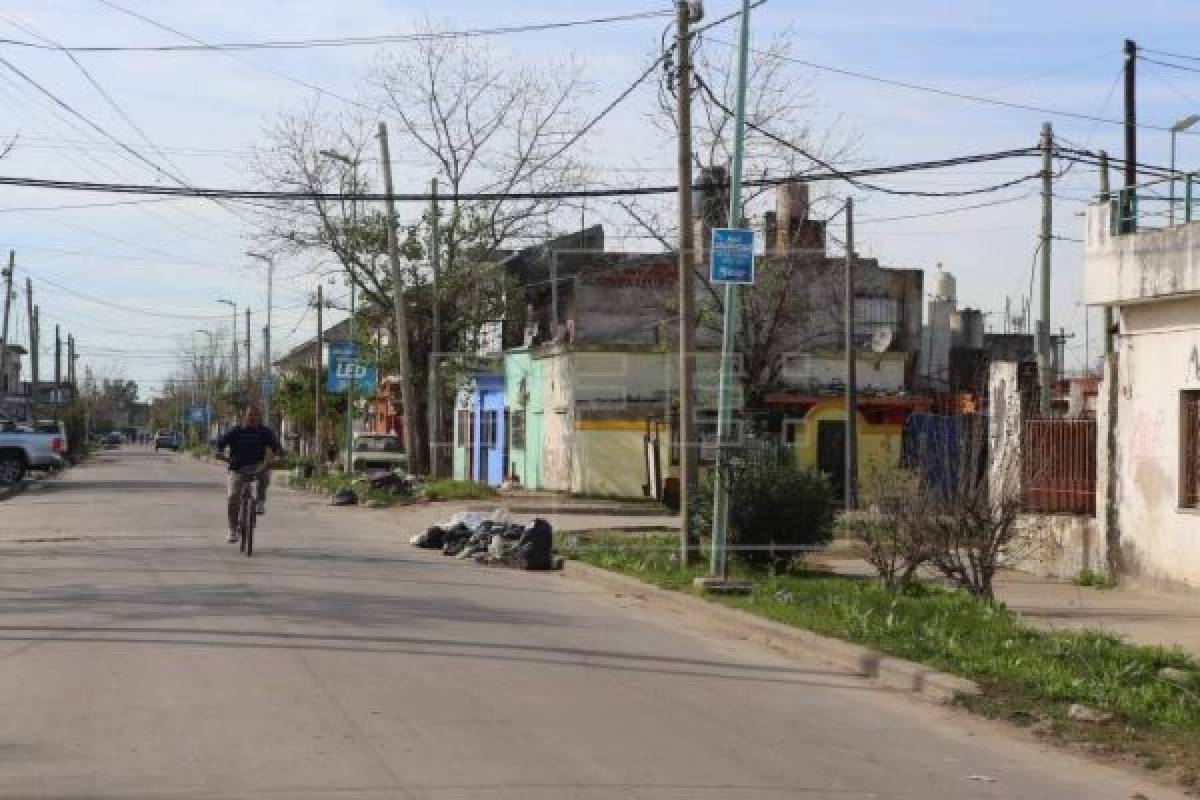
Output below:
[216,425,282,471]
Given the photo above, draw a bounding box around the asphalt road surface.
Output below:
[0,448,1182,799]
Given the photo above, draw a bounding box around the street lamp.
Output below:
[1170,114,1200,225]
[194,329,214,440]
[217,299,237,390]
[246,252,275,424]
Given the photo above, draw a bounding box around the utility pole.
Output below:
[844,197,858,510]
[54,324,61,415]
[1099,151,1115,357]
[26,280,37,421]
[0,251,13,398]
[315,284,324,463]
[67,334,75,386]
[707,0,752,583]
[1037,122,1054,417]
[1123,39,1137,232]
[427,176,441,476]
[377,121,420,472]
[675,0,699,565]
[244,308,251,395]
[219,300,238,391]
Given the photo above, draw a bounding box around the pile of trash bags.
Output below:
[410,509,557,570]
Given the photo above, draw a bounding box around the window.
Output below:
[1182,392,1200,508]
[510,411,526,450]
[456,409,469,447]
[480,410,498,449]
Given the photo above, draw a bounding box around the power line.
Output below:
[857,191,1035,223]
[0,9,673,52]
[0,147,1048,201]
[693,73,1045,197]
[703,37,1198,135]
[1138,55,1200,75]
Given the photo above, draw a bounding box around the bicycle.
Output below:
[216,454,265,558]
[233,464,262,557]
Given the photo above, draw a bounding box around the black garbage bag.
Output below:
[331,488,358,506]
[416,526,445,549]
[516,517,554,570]
[368,471,412,495]
[442,523,472,556]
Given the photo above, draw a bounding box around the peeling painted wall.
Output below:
[1106,298,1200,588]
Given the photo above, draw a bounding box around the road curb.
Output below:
[562,560,980,705]
[468,505,673,517]
[0,480,27,502]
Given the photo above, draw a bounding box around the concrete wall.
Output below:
[1084,202,1200,305]
[1011,514,1106,578]
[780,352,906,393]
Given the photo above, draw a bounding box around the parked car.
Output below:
[103,432,124,449]
[154,430,182,451]
[0,418,66,484]
[350,433,409,473]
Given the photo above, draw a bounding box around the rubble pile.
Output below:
[410,509,559,570]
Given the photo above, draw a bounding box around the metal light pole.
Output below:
[194,329,214,437]
[247,253,274,423]
[1170,114,1199,226]
[218,299,238,393]
[707,0,753,583]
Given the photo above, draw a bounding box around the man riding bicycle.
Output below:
[215,405,283,543]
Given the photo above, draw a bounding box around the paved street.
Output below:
[0,448,1183,799]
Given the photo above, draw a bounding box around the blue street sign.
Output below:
[187,405,210,425]
[326,341,378,394]
[710,227,756,284]
[260,378,275,398]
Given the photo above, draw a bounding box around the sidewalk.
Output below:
[815,554,1200,659]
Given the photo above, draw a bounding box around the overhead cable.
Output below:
[0,9,673,52]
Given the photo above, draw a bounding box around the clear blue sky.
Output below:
[1,0,1197,393]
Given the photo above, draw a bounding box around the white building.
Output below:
[1084,199,1200,588]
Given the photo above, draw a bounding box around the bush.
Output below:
[845,466,932,590]
[422,479,496,502]
[691,444,835,570]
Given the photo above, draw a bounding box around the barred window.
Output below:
[511,411,526,450]
[1181,392,1200,508]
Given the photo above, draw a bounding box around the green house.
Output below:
[504,349,544,489]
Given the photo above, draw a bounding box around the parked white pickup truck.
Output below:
[0,416,66,485]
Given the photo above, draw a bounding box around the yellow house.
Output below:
[768,393,930,495]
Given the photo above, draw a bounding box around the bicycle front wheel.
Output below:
[244,495,255,557]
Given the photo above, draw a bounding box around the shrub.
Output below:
[844,466,932,590]
[691,444,835,570]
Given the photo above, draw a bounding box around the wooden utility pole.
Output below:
[427,177,441,476]
[675,0,699,564]
[27,279,38,420]
[0,251,13,397]
[1123,39,1137,232]
[315,284,324,463]
[54,324,62,390]
[377,121,420,472]
[844,197,858,511]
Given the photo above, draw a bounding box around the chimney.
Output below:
[775,181,810,255]
[693,166,729,269]
[763,211,780,258]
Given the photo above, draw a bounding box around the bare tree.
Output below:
[892,416,1033,600]
[372,22,592,261]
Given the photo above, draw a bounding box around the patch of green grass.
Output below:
[422,479,496,502]
[1073,569,1119,589]
[563,533,1200,785]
